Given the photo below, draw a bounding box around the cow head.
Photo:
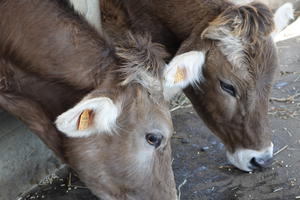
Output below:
[164,2,279,172]
[56,34,178,199]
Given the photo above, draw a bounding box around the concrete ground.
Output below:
[16,34,300,200]
[0,111,60,200]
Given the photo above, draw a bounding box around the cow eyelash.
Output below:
[220,80,236,97]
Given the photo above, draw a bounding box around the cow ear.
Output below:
[274,3,294,31]
[55,97,120,137]
[272,2,294,41]
[163,51,205,99]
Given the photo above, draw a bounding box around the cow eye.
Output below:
[220,80,236,97]
[146,133,163,148]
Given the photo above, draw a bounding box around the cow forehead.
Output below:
[210,32,276,66]
[139,98,173,136]
[118,85,172,137]
[211,36,277,81]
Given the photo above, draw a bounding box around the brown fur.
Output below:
[104,0,278,155]
[202,2,275,44]
[0,0,177,199]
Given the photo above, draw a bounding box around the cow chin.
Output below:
[226,143,274,172]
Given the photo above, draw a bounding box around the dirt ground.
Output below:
[19,35,300,200]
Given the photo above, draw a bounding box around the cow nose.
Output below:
[250,156,273,169]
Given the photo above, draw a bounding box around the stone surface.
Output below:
[0,112,60,200]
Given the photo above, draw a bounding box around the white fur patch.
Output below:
[229,0,253,5]
[68,0,102,32]
[202,25,247,71]
[272,3,295,42]
[218,34,246,70]
[55,97,120,137]
[163,51,205,99]
[226,143,274,172]
[274,3,294,31]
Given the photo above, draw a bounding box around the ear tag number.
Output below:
[78,109,92,131]
[174,67,186,83]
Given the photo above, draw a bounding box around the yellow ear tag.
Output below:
[174,67,186,83]
[78,109,92,131]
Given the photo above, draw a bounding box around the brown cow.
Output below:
[97,0,293,172]
[0,0,177,199]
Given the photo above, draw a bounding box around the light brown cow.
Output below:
[0,0,178,199]
[97,0,293,172]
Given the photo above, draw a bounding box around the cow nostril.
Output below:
[250,157,262,169]
[250,157,273,169]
